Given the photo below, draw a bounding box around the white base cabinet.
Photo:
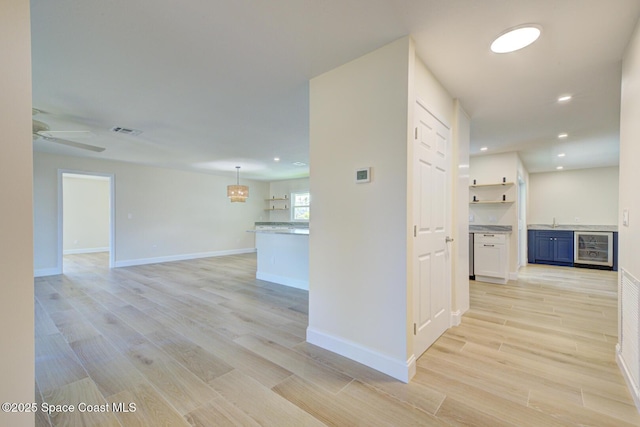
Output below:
[474,233,509,284]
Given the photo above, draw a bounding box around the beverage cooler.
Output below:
[574,231,613,267]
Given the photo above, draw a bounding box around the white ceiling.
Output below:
[30,0,640,180]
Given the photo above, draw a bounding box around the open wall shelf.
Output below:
[470,182,514,188]
[470,200,514,204]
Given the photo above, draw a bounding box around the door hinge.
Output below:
[414,225,417,237]
[413,323,417,335]
[415,127,418,140]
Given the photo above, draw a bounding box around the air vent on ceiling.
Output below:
[110,126,143,136]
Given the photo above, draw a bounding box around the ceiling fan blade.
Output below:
[32,119,49,133]
[38,134,106,152]
[38,130,94,139]
[32,117,105,152]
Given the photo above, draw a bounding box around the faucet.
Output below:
[552,217,557,228]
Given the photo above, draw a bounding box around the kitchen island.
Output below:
[249,227,309,290]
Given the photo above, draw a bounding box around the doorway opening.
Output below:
[58,170,115,272]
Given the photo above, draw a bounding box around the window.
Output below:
[291,192,310,221]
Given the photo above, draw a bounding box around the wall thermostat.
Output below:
[356,167,371,183]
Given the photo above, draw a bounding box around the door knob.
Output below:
[445,236,454,243]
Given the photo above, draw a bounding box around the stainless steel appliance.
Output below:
[574,231,613,267]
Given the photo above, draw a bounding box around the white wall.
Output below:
[34,152,268,275]
[63,175,110,253]
[452,100,471,320]
[308,36,464,382]
[0,0,34,425]
[267,178,309,222]
[528,166,619,226]
[309,36,412,381]
[618,16,640,410]
[414,56,454,126]
[469,152,525,276]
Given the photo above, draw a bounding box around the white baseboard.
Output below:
[35,248,256,277]
[256,272,308,290]
[509,271,518,281]
[306,326,414,383]
[407,354,416,381]
[475,275,507,285]
[451,310,463,326]
[63,247,109,255]
[616,344,640,413]
[114,248,256,268]
[34,267,62,277]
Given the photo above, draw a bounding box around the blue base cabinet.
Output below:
[528,230,574,267]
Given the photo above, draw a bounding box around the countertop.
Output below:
[528,224,618,232]
[255,221,309,228]
[248,228,309,235]
[469,225,512,234]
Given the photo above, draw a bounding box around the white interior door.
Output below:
[413,101,451,358]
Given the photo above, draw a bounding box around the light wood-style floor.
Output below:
[34,253,640,426]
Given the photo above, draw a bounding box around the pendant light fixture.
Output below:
[227,166,249,203]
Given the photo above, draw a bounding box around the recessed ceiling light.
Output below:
[480,147,488,151]
[558,153,566,157]
[490,25,541,53]
[274,157,280,162]
[556,166,564,170]
[558,133,568,139]
[558,95,572,102]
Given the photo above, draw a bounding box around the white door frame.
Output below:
[57,169,116,270]
[518,175,527,267]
